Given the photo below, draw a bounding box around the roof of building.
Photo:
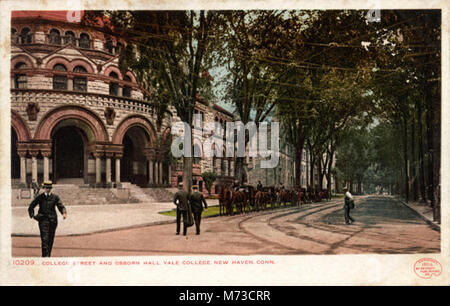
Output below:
[213,103,234,117]
[11,11,115,31]
[12,10,84,23]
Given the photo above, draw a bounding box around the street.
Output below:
[12,196,440,257]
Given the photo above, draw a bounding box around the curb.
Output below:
[12,203,308,238]
[398,199,441,232]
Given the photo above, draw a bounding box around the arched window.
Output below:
[109,71,119,96]
[14,62,28,70]
[64,31,76,45]
[49,29,61,45]
[14,62,27,89]
[193,144,202,165]
[11,28,18,43]
[79,33,91,49]
[122,75,132,97]
[73,66,87,92]
[105,38,114,54]
[53,64,67,90]
[20,27,32,44]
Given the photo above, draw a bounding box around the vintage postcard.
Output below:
[0,0,448,286]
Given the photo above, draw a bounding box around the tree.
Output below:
[201,171,217,196]
[84,10,218,192]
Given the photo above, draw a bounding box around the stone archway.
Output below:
[121,126,149,186]
[113,115,158,187]
[51,124,87,184]
[34,106,108,185]
[34,105,108,142]
[11,127,20,179]
[11,111,32,186]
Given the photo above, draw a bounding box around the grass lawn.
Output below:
[159,202,295,218]
[159,195,345,218]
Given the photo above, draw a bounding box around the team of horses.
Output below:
[218,185,331,216]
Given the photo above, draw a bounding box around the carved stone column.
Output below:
[92,152,102,185]
[105,152,113,186]
[148,159,154,185]
[42,151,51,182]
[18,151,27,185]
[115,153,122,185]
[30,151,39,183]
[158,158,163,185]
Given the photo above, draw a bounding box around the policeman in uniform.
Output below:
[28,181,67,257]
[188,185,208,235]
[173,182,190,236]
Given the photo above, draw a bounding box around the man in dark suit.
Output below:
[28,181,67,257]
[189,185,208,235]
[173,182,191,236]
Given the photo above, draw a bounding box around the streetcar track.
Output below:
[236,201,342,253]
[240,199,369,254]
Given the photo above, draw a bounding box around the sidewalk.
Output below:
[12,199,219,237]
[397,198,441,231]
[12,197,439,237]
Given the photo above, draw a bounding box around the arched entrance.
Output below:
[11,128,20,179]
[121,126,149,187]
[51,124,88,184]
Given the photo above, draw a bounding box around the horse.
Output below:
[290,189,299,206]
[255,190,269,211]
[218,185,232,216]
[268,187,278,209]
[322,189,331,201]
[242,185,256,213]
[299,188,307,204]
[277,188,290,207]
[231,189,246,215]
[318,190,325,202]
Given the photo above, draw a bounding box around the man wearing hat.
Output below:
[28,181,67,257]
[343,187,355,225]
[189,185,208,235]
[173,182,192,236]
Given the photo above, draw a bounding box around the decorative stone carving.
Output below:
[26,102,39,121]
[104,107,116,125]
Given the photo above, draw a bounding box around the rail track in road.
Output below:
[12,196,439,256]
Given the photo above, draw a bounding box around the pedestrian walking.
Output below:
[173,183,193,236]
[343,187,355,225]
[28,181,67,257]
[189,185,208,235]
[31,179,40,198]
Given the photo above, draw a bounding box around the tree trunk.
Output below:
[402,116,409,202]
[417,96,427,203]
[296,112,303,190]
[410,113,418,201]
[182,156,193,192]
[326,147,335,195]
[309,150,315,190]
[425,85,434,210]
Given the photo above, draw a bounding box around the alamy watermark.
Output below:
[171,114,279,169]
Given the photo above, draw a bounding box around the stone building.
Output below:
[10,11,234,199]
